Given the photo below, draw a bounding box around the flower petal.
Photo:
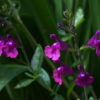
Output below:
[44,45,52,58]
[4,47,18,58]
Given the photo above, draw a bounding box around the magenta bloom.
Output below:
[53,66,73,85]
[53,67,64,85]
[44,42,60,61]
[0,34,19,58]
[53,60,74,85]
[74,65,94,87]
[87,30,100,56]
[56,60,74,75]
[44,34,69,61]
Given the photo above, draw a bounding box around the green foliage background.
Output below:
[0,0,100,100]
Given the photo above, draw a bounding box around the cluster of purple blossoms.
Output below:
[0,34,19,58]
[53,60,74,85]
[44,34,73,85]
[44,32,94,87]
[87,30,100,56]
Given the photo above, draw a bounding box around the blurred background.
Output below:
[0,0,100,100]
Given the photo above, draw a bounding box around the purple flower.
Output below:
[44,34,69,61]
[57,23,63,28]
[70,25,75,30]
[44,42,60,61]
[53,67,64,85]
[74,65,94,87]
[87,30,100,56]
[0,34,19,58]
[50,34,69,50]
[2,23,7,28]
[53,60,74,85]
[53,65,73,85]
[56,60,74,75]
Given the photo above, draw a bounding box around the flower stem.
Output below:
[84,87,88,100]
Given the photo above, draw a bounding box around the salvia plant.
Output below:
[0,0,100,100]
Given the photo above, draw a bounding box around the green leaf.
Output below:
[37,68,51,90]
[74,8,84,28]
[54,0,63,21]
[53,95,65,100]
[80,46,95,51]
[15,79,33,89]
[61,34,73,42]
[0,64,29,91]
[58,29,66,36]
[71,60,80,67]
[31,45,43,72]
[89,97,94,100]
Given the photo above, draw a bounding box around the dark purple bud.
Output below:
[70,25,75,30]
[2,23,7,28]
[57,23,63,28]
[50,34,58,39]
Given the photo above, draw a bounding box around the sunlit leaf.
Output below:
[31,45,43,72]
[74,8,84,28]
[80,46,95,51]
[89,97,94,100]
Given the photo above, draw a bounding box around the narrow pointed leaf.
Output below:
[15,79,33,89]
